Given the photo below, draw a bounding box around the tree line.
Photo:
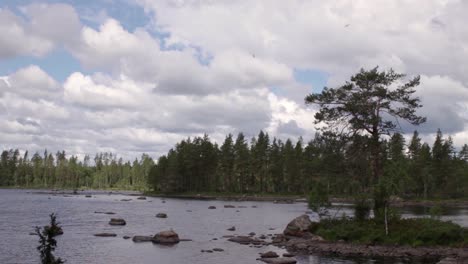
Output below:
[0,150,153,190]
[0,129,467,199]
[148,129,468,199]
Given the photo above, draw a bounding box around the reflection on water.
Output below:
[1,189,466,264]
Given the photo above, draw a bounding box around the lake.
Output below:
[0,189,466,264]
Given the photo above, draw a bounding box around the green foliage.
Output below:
[429,205,444,219]
[353,195,371,221]
[35,214,64,264]
[315,218,467,247]
[308,180,331,218]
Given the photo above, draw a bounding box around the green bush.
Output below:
[315,218,467,247]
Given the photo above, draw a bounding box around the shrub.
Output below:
[35,213,65,264]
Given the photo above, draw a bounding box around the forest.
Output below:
[1,129,467,200]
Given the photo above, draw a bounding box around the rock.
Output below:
[109,218,126,226]
[208,206,216,209]
[283,215,313,237]
[282,253,294,257]
[94,211,115,215]
[137,196,147,200]
[248,232,256,236]
[212,238,218,240]
[224,205,235,208]
[153,230,180,244]
[120,199,132,202]
[212,248,224,252]
[237,206,247,208]
[260,251,279,258]
[29,232,37,236]
[156,213,167,218]
[94,233,117,237]
[132,236,153,242]
[227,226,236,231]
[201,250,213,253]
[179,238,193,241]
[437,257,458,264]
[186,210,192,212]
[123,236,131,239]
[85,195,92,198]
[162,200,166,203]
[251,205,257,208]
[259,235,267,239]
[259,257,297,264]
[228,236,261,245]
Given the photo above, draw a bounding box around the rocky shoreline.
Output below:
[268,215,468,264]
[276,236,467,263]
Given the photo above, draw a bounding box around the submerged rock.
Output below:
[228,236,264,245]
[94,211,115,215]
[260,251,279,258]
[132,236,153,242]
[153,230,180,244]
[94,233,117,237]
[259,257,297,264]
[283,215,313,237]
[109,218,126,226]
[156,213,168,218]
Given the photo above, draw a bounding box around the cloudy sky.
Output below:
[1,0,467,160]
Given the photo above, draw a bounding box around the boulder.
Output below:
[85,195,92,198]
[156,213,168,218]
[137,196,147,200]
[132,236,153,242]
[208,206,216,209]
[109,218,126,226]
[123,236,131,239]
[227,226,236,231]
[94,233,117,237]
[283,215,313,237]
[212,248,224,252]
[259,257,297,264]
[260,251,279,258]
[248,232,256,236]
[224,205,235,208]
[153,230,180,244]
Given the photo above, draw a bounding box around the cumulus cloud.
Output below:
[0,3,80,59]
[1,1,468,159]
[5,65,60,100]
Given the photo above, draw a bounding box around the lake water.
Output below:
[0,189,466,264]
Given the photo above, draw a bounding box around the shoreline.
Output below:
[2,188,468,207]
[276,237,468,263]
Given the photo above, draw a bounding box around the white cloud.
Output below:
[0,3,81,58]
[4,65,59,100]
[1,1,468,159]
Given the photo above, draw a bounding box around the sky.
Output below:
[1,0,467,160]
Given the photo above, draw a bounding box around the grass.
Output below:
[313,218,468,247]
